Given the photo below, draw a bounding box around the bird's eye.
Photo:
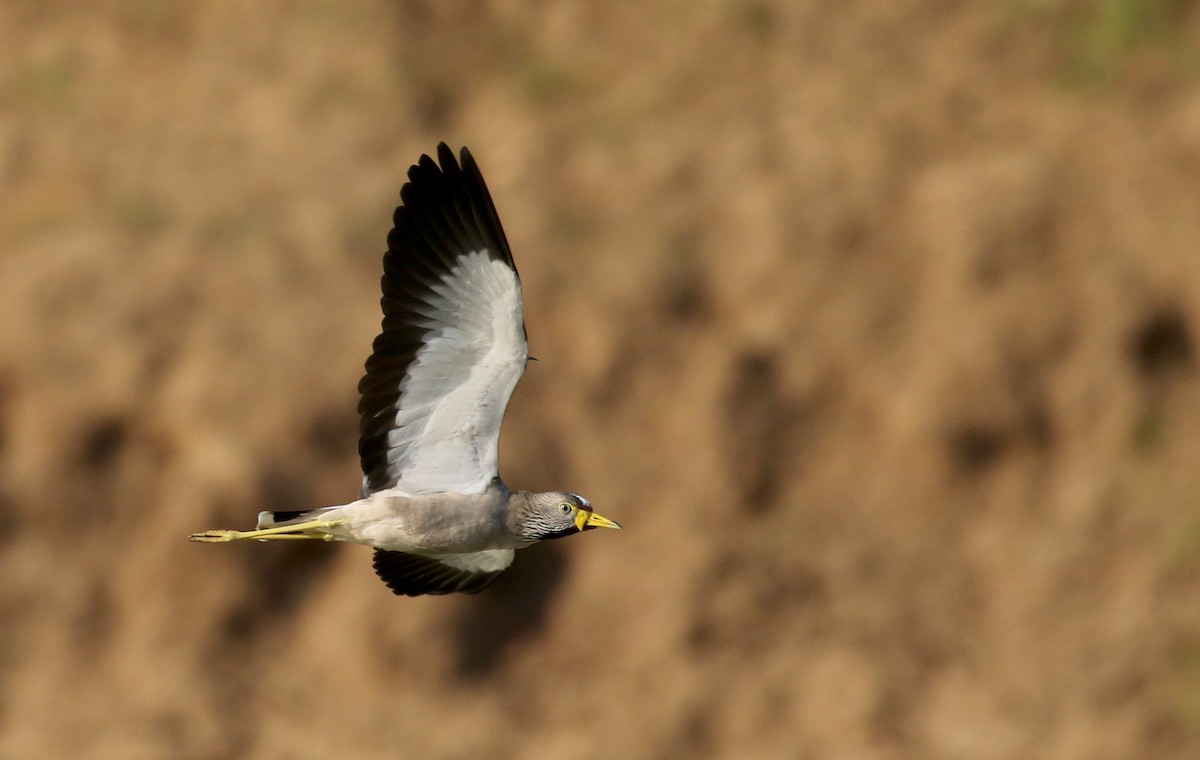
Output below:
[559,502,573,514]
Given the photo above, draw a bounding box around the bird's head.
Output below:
[516,491,621,543]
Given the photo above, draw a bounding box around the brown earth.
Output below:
[3,1,1200,758]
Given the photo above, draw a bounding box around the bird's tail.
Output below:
[256,506,338,530]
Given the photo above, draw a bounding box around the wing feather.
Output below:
[357,145,527,496]
[372,549,514,596]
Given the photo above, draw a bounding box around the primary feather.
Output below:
[357,144,528,497]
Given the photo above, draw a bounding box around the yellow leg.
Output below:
[189,519,344,543]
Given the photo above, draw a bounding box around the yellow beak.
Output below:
[576,509,622,532]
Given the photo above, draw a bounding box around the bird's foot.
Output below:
[189,529,241,543]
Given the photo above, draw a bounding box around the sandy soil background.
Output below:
[3,1,1200,758]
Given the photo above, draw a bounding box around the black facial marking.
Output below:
[538,526,580,542]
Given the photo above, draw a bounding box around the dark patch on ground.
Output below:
[307,403,358,462]
[1131,307,1193,381]
[0,374,9,458]
[74,577,115,658]
[724,351,815,514]
[687,549,828,654]
[257,461,317,513]
[661,232,714,325]
[218,542,336,648]
[949,424,1007,474]
[79,417,128,471]
[0,490,15,546]
[947,363,1056,478]
[452,542,569,679]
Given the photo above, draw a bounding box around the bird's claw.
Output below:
[189,530,239,543]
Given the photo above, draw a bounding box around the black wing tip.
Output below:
[433,142,474,168]
[404,144,479,199]
[436,142,468,170]
[409,143,470,182]
[392,142,515,269]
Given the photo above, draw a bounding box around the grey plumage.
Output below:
[190,144,621,596]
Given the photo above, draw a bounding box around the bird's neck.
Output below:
[503,489,542,541]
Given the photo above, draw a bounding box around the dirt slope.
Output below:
[2,1,1200,758]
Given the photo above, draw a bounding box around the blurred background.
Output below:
[2,1,1200,757]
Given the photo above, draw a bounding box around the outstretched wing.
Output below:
[358,144,528,496]
[372,548,514,596]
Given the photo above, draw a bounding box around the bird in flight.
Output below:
[190,144,621,596]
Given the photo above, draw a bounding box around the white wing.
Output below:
[358,144,528,496]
